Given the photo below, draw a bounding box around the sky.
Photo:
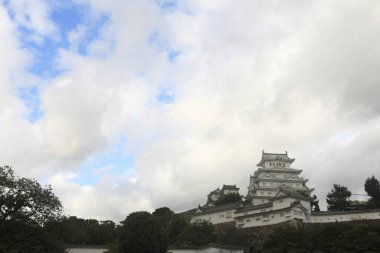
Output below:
[1,0,380,222]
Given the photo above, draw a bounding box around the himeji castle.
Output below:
[191,151,380,228]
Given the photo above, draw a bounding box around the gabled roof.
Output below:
[271,188,311,201]
[234,202,273,213]
[222,184,240,191]
[207,188,221,197]
[257,151,295,166]
[195,201,243,215]
[234,200,309,220]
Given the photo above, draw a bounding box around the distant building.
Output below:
[204,185,240,207]
[191,151,380,228]
[246,151,313,205]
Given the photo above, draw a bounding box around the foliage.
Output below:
[176,220,214,246]
[153,207,174,216]
[46,216,117,245]
[119,211,167,253]
[326,184,351,211]
[168,216,188,245]
[152,207,187,245]
[0,166,62,225]
[214,193,242,206]
[311,194,320,212]
[0,166,64,252]
[260,223,380,252]
[0,220,65,253]
[365,175,380,208]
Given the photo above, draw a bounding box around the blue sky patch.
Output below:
[72,135,135,186]
[168,50,181,61]
[3,0,110,77]
[18,86,43,123]
[156,86,175,104]
[149,31,181,62]
[156,0,179,13]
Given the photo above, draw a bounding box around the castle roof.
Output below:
[195,201,243,215]
[257,151,295,166]
[234,200,309,220]
[207,188,221,197]
[222,184,240,191]
[234,202,273,213]
[271,188,312,201]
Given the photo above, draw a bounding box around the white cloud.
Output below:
[6,0,58,42]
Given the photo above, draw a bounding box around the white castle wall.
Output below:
[311,209,380,223]
[192,208,236,224]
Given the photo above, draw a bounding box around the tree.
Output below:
[119,211,167,253]
[153,207,175,236]
[214,193,242,206]
[326,184,351,211]
[0,166,64,252]
[176,220,214,246]
[365,175,380,208]
[0,166,62,225]
[311,194,320,212]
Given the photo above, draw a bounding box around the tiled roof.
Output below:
[271,188,311,201]
[207,188,221,197]
[222,184,240,191]
[257,151,295,166]
[195,201,242,215]
[234,202,273,213]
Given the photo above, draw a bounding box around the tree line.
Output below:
[1,165,380,252]
[0,166,214,253]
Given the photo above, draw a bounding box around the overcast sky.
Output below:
[1,0,380,222]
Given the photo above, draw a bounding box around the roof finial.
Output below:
[262,149,264,153]
[285,150,287,154]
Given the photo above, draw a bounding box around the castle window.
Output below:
[256,217,261,221]
[280,213,284,217]
[279,200,283,203]
[262,182,266,186]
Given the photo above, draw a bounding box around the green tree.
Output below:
[119,211,167,253]
[168,216,188,245]
[311,194,320,212]
[153,207,174,235]
[326,184,351,211]
[365,175,380,208]
[0,166,62,225]
[214,193,242,206]
[0,166,64,252]
[152,207,188,245]
[176,220,214,246]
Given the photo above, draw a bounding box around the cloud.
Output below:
[1,0,380,221]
